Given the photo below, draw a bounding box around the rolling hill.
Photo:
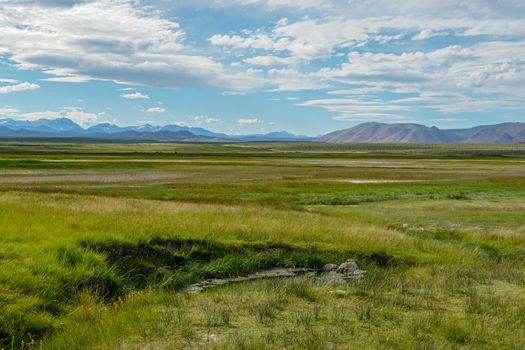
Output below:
[320,122,525,144]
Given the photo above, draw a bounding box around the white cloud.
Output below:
[208,1,525,97]
[121,92,150,99]
[412,29,448,40]
[61,108,104,125]
[276,18,288,26]
[145,107,166,113]
[191,115,219,124]
[174,121,191,127]
[42,75,91,83]
[0,107,20,115]
[0,0,227,89]
[311,40,525,101]
[2,0,525,117]
[301,87,524,121]
[244,55,293,66]
[0,81,40,94]
[12,107,103,126]
[267,67,328,91]
[211,16,496,61]
[233,0,330,10]
[210,32,290,51]
[0,79,19,84]
[238,117,262,125]
[300,98,414,117]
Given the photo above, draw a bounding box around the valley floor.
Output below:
[0,142,524,349]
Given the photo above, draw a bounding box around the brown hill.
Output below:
[320,122,525,143]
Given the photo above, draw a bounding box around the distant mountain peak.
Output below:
[0,117,312,142]
[0,117,83,132]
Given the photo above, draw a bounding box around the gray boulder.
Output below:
[322,263,339,271]
[336,259,365,276]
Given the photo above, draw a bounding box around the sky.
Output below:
[0,0,524,136]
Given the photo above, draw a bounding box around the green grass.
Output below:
[0,142,524,349]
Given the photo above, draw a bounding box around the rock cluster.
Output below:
[323,259,366,285]
[321,263,339,271]
[336,259,364,275]
[186,268,314,293]
[323,259,366,276]
[187,259,366,293]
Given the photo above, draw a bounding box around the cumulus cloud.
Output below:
[145,107,166,113]
[300,98,414,117]
[238,117,262,125]
[42,76,92,83]
[311,40,525,99]
[59,108,104,125]
[254,0,329,10]
[412,29,448,40]
[191,115,219,125]
[244,55,293,66]
[0,81,40,94]
[2,0,525,120]
[0,0,228,89]
[174,121,191,127]
[207,0,525,100]
[121,92,149,99]
[0,79,19,84]
[301,88,523,121]
[0,107,20,115]
[213,14,525,63]
[5,107,104,126]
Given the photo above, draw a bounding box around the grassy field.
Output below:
[0,142,524,349]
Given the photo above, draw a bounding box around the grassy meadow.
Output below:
[0,142,524,349]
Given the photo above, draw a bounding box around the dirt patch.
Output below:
[335,179,422,184]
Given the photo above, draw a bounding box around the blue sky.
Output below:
[0,0,524,136]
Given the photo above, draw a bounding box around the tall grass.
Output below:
[0,143,523,349]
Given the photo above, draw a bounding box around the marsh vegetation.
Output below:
[0,142,524,349]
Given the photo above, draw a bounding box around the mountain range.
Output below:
[0,118,314,142]
[0,118,524,143]
[321,122,525,144]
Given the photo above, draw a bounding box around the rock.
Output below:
[325,271,348,285]
[322,263,338,271]
[336,259,365,276]
[185,268,314,293]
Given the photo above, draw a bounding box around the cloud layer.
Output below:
[0,0,226,88]
[0,80,40,94]
[0,0,524,125]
